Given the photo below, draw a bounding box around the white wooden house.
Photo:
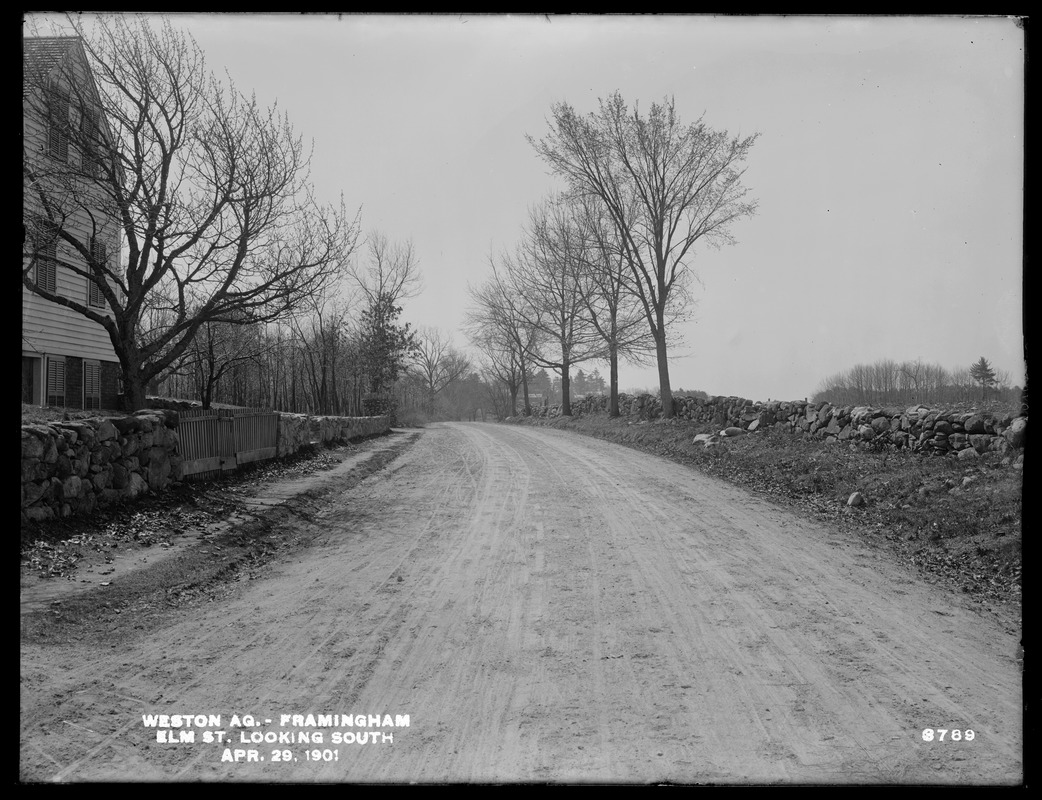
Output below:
[22,36,121,410]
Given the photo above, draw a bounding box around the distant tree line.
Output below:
[155,233,487,423]
[812,357,1023,408]
[156,312,492,423]
[524,366,608,406]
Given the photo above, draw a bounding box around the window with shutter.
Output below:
[84,361,101,410]
[47,86,70,162]
[35,222,58,294]
[46,358,66,407]
[81,105,100,177]
[88,237,107,308]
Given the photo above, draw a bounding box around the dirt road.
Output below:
[20,422,1022,784]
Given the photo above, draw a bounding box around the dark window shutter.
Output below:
[35,232,58,294]
[46,358,66,407]
[47,89,70,162]
[88,237,106,307]
[84,362,101,410]
[81,105,100,177]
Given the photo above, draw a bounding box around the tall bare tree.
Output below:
[177,315,267,409]
[510,195,606,416]
[23,15,360,410]
[574,196,660,417]
[348,231,423,307]
[412,327,471,416]
[474,343,524,419]
[287,288,354,415]
[465,265,539,415]
[529,92,759,418]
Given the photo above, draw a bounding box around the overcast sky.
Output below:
[28,13,1025,401]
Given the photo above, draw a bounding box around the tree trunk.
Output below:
[655,329,674,419]
[121,372,148,412]
[116,340,149,411]
[521,368,531,416]
[201,350,216,408]
[608,343,620,418]
[561,363,572,416]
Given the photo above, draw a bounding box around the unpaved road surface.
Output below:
[20,422,1022,784]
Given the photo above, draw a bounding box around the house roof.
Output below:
[24,34,126,196]
[23,36,86,96]
[23,36,78,67]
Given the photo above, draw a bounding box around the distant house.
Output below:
[22,36,121,410]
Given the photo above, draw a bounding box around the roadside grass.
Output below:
[20,402,123,425]
[512,414,1022,618]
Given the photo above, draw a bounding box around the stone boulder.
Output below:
[1004,417,1027,449]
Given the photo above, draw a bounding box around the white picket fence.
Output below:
[178,408,279,480]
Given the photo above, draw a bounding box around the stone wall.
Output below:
[21,409,391,524]
[21,409,182,524]
[275,413,391,457]
[526,393,1027,457]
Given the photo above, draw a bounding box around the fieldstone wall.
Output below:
[21,409,182,524]
[275,413,391,457]
[526,393,1027,457]
[21,409,391,524]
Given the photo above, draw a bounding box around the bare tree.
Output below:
[530,92,759,417]
[575,196,661,417]
[348,231,423,307]
[23,15,361,410]
[287,288,354,415]
[899,359,926,402]
[465,265,539,415]
[482,347,525,420]
[412,327,471,416]
[437,369,492,422]
[510,195,606,416]
[175,316,268,409]
[468,329,524,418]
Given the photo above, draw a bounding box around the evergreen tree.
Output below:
[573,368,587,395]
[358,292,418,418]
[969,357,997,401]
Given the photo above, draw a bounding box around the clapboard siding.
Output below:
[23,38,120,367]
[21,292,116,362]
